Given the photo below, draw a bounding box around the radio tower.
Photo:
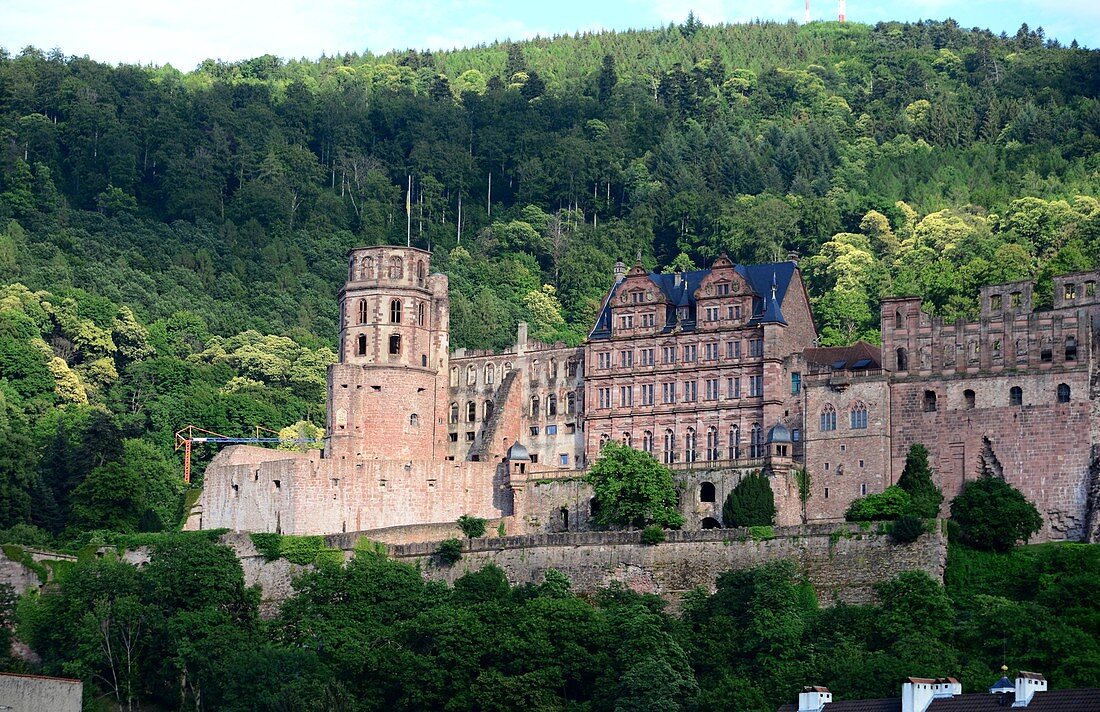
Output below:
[805,0,811,23]
[838,0,846,22]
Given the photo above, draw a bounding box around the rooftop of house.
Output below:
[803,341,884,373]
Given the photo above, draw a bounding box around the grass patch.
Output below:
[747,525,774,541]
[249,533,342,565]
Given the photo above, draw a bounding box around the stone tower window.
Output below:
[450,367,459,387]
[685,428,697,463]
[409,413,419,427]
[964,389,975,409]
[547,394,558,416]
[566,392,576,415]
[449,402,459,424]
[390,299,402,323]
[484,400,494,420]
[728,425,740,460]
[389,256,403,279]
[894,309,904,329]
[820,404,837,432]
[1009,386,1023,406]
[388,334,401,355]
[466,401,476,422]
[1057,383,1070,403]
[1065,336,1077,361]
[417,303,425,326]
[700,481,716,502]
[750,424,763,458]
[896,347,908,371]
[417,260,425,285]
[467,364,476,385]
[642,430,653,453]
[356,334,367,356]
[530,396,540,417]
[663,429,676,464]
[850,402,868,429]
[485,363,495,384]
[923,390,937,412]
[357,299,368,324]
[706,426,719,460]
[362,255,374,278]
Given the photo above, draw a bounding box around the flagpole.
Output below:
[406,175,412,247]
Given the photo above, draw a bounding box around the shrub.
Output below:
[436,538,463,565]
[722,471,775,527]
[641,525,665,545]
[890,514,925,543]
[845,486,912,521]
[585,442,684,528]
[950,477,1042,552]
[457,514,487,539]
[747,525,775,541]
[896,444,943,517]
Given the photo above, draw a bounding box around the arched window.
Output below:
[850,402,868,429]
[356,334,367,356]
[530,396,540,417]
[964,389,975,409]
[485,363,495,384]
[599,433,610,448]
[663,429,676,464]
[1057,383,1070,403]
[390,299,402,323]
[449,402,459,424]
[466,364,477,385]
[729,425,741,460]
[705,426,719,460]
[388,334,401,355]
[894,309,904,329]
[642,430,653,453]
[820,404,837,432]
[484,400,494,420]
[622,432,632,447]
[389,256,403,279]
[750,424,763,458]
[417,260,425,285]
[502,362,512,377]
[701,517,721,529]
[466,401,476,422]
[896,347,908,371]
[549,359,558,378]
[357,299,368,324]
[1009,386,1023,406]
[685,428,697,463]
[1065,335,1077,361]
[700,481,716,503]
[566,392,576,415]
[409,413,419,427]
[923,390,937,412]
[967,340,979,363]
[363,255,374,278]
[450,366,459,387]
[547,394,558,416]
[417,303,425,326]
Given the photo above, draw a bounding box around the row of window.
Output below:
[530,393,579,418]
[449,400,495,424]
[350,255,426,283]
[920,384,1072,413]
[353,333,406,357]
[449,358,581,388]
[819,402,869,432]
[351,298,427,327]
[895,335,1078,371]
[598,425,767,463]
[595,376,763,409]
[595,339,763,370]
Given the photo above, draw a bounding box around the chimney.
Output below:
[613,260,627,281]
[797,686,832,712]
[1012,672,1046,707]
[902,678,962,712]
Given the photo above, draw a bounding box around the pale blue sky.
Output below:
[2,0,1096,70]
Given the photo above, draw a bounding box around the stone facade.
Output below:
[194,246,1100,544]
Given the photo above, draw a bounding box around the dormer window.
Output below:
[715,282,730,296]
[630,290,644,304]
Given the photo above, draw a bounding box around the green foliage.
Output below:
[747,525,775,541]
[845,486,913,522]
[950,477,1043,552]
[248,533,340,565]
[722,471,775,527]
[586,442,684,529]
[435,538,464,565]
[896,444,943,518]
[641,525,665,545]
[1,544,48,583]
[457,514,487,539]
[890,515,926,544]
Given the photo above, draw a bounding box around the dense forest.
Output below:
[0,15,1098,710]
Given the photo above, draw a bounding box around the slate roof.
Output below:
[589,260,799,340]
[803,341,883,371]
[776,690,1100,712]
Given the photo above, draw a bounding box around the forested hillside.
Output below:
[0,18,1097,538]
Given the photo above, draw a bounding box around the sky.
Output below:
[2,0,1096,70]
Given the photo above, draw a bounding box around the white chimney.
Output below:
[797,686,832,712]
[902,678,962,712]
[1013,672,1046,707]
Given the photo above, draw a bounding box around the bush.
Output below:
[890,514,925,543]
[722,471,775,527]
[436,538,463,565]
[457,514,487,539]
[585,442,684,528]
[845,486,912,521]
[896,444,943,518]
[747,525,775,541]
[950,477,1042,552]
[641,525,665,545]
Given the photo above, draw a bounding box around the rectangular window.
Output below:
[619,314,634,329]
[735,305,742,320]
[791,372,801,395]
[662,346,676,364]
[662,382,676,404]
[716,283,730,296]
[620,350,634,368]
[546,425,558,435]
[598,388,612,409]
[792,428,800,441]
[859,459,865,468]
[861,483,868,496]
[559,454,569,466]
[749,338,763,357]
[448,432,458,442]
[727,377,741,399]
[530,426,539,436]
[727,340,741,359]
[467,432,476,441]
[749,375,763,397]
[683,344,697,362]
[641,383,655,406]
[598,352,611,369]
[705,306,719,322]
[824,487,830,499]
[705,378,719,400]
[641,313,655,327]
[619,386,633,407]
[683,380,697,402]
[727,306,734,320]
[704,343,719,360]
[641,348,655,366]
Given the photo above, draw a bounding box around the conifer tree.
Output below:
[722,470,775,527]
[896,444,943,518]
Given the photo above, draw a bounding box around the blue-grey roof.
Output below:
[589,260,797,340]
[507,442,530,461]
[767,424,792,444]
[990,677,1014,694]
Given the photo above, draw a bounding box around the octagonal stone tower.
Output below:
[326,246,450,462]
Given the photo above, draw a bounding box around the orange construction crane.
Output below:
[174,424,323,483]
